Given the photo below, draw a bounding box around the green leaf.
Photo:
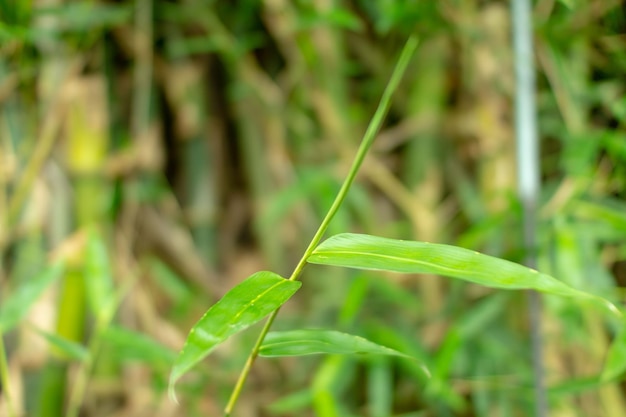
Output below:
[169,271,301,395]
[260,329,414,360]
[308,234,619,314]
[267,389,313,414]
[33,3,131,32]
[0,262,64,333]
[30,326,89,361]
[102,325,176,368]
[85,230,115,322]
[325,8,363,31]
[602,321,626,382]
[367,357,393,417]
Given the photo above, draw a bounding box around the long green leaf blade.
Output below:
[0,262,64,333]
[169,271,301,395]
[31,326,89,361]
[308,234,618,313]
[103,325,176,368]
[85,230,115,322]
[259,329,414,360]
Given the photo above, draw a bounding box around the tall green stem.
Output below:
[223,35,419,416]
[0,336,16,417]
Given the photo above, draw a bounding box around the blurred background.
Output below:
[1,0,626,416]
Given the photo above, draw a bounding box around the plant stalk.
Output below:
[511,0,546,415]
[0,335,16,417]
[223,35,419,416]
[65,318,107,417]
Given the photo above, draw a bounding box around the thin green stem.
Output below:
[65,338,95,417]
[223,35,419,417]
[65,281,135,417]
[287,36,418,283]
[223,309,280,415]
[66,301,125,417]
[0,334,17,417]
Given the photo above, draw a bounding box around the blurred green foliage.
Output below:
[0,0,625,416]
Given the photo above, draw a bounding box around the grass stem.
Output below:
[0,335,16,417]
[65,319,106,417]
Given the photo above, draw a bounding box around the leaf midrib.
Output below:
[312,249,494,279]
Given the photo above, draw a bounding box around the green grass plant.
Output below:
[167,34,623,416]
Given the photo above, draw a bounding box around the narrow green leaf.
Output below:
[30,326,89,361]
[85,230,115,322]
[549,375,603,396]
[602,321,626,382]
[102,325,176,368]
[0,262,64,333]
[33,3,132,32]
[308,233,619,314]
[367,357,393,417]
[311,356,355,417]
[169,271,301,395]
[267,389,313,414]
[260,329,413,360]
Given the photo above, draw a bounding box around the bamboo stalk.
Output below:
[58,74,110,416]
[511,0,546,415]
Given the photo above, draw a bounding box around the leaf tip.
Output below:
[168,375,179,405]
[607,301,623,318]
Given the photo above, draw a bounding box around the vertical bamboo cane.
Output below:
[511,1,545,416]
